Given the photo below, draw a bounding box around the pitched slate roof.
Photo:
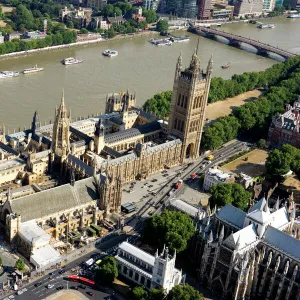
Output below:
[263,226,300,262]
[248,197,266,213]
[216,204,246,229]
[10,176,99,222]
[224,224,258,250]
[104,121,161,144]
[118,241,155,266]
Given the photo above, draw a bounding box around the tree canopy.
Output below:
[130,286,165,300]
[167,284,203,300]
[131,286,149,300]
[15,258,25,271]
[143,91,172,119]
[209,183,251,210]
[156,19,168,33]
[95,256,118,285]
[142,210,195,253]
[266,144,300,179]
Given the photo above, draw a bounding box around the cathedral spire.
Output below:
[207,54,213,76]
[31,111,40,134]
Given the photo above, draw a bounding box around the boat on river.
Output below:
[257,23,275,29]
[149,38,172,46]
[23,65,44,74]
[102,49,118,57]
[287,14,300,18]
[0,71,19,79]
[62,57,83,65]
[170,36,190,43]
[221,62,231,69]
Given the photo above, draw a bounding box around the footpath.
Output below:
[0,28,187,60]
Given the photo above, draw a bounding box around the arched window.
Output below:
[177,94,181,106]
[180,121,184,132]
[180,95,184,107]
[174,118,178,130]
[184,96,188,108]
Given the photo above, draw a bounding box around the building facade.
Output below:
[189,198,299,300]
[203,168,234,191]
[234,0,264,17]
[168,51,213,162]
[197,0,212,19]
[115,241,182,293]
[268,98,300,149]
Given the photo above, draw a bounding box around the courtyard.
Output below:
[220,149,268,177]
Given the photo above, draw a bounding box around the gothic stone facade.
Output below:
[268,98,300,149]
[190,198,300,300]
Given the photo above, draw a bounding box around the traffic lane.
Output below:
[23,280,110,300]
[17,235,131,300]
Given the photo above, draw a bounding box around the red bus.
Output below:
[191,173,197,180]
[174,179,183,190]
[67,275,95,286]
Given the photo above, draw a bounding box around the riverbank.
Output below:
[0,29,183,60]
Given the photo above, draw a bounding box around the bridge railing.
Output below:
[194,26,296,57]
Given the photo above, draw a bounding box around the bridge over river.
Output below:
[191,26,297,60]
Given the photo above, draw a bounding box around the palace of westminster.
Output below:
[0,51,299,299]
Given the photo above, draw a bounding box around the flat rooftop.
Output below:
[0,158,26,172]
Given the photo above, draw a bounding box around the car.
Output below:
[58,269,66,274]
[149,185,153,188]
[151,179,158,182]
[9,297,15,300]
[70,286,78,290]
[56,286,64,290]
[78,285,86,289]
[219,154,223,157]
[22,288,27,292]
[16,291,23,295]
[86,292,94,296]
[49,271,56,276]
[47,284,54,289]
[35,282,42,287]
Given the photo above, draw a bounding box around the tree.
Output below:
[66,20,74,29]
[156,20,168,33]
[142,210,195,253]
[95,256,118,285]
[143,91,172,119]
[148,288,165,300]
[167,284,203,300]
[15,258,25,271]
[107,28,116,38]
[257,139,267,148]
[209,183,251,210]
[266,149,291,177]
[143,9,157,23]
[131,286,148,300]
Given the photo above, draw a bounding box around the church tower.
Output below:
[51,90,71,167]
[168,51,213,162]
[94,118,105,154]
[31,111,40,135]
[152,246,182,293]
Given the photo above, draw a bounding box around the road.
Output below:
[1,139,249,300]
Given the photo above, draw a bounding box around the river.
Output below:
[0,16,299,130]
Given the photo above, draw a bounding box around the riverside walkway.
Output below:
[191,26,297,60]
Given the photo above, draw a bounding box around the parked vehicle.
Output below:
[174,179,183,189]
